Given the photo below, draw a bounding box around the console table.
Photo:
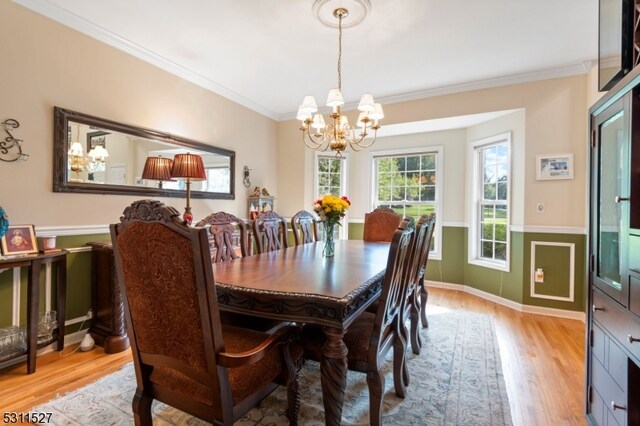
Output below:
[0,251,67,374]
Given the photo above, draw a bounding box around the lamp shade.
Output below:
[300,96,318,114]
[142,156,174,181]
[326,89,344,107]
[357,93,375,112]
[171,153,207,181]
[68,142,84,156]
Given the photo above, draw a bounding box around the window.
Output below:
[315,153,348,239]
[469,133,511,271]
[372,147,442,258]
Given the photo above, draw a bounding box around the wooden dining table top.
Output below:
[212,239,390,327]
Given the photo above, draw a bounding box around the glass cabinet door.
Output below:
[593,96,630,306]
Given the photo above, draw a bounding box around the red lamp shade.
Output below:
[171,153,207,181]
[141,156,174,182]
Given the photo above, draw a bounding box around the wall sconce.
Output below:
[243,165,251,188]
[142,156,174,188]
[171,153,206,225]
[1,119,28,162]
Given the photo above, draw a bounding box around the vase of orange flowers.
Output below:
[313,194,351,257]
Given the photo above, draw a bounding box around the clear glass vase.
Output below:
[323,222,335,257]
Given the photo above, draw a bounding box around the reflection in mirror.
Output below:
[53,107,235,199]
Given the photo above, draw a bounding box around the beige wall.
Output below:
[277,75,591,230]
[0,1,277,226]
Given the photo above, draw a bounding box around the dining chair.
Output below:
[290,210,319,245]
[110,200,301,426]
[363,207,403,242]
[417,213,436,331]
[195,211,248,262]
[299,217,415,426]
[252,210,289,254]
[401,213,436,361]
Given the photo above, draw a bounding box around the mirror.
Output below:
[53,107,235,199]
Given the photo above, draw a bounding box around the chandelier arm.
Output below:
[302,128,329,150]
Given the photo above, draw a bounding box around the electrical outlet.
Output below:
[86,309,93,319]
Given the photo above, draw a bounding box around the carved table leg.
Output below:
[321,326,348,426]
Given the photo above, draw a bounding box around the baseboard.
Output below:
[426,280,586,322]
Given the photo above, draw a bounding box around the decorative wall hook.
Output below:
[1,119,28,162]
[243,165,251,188]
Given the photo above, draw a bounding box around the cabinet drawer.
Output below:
[592,357,626,425]
[593,289,640,364]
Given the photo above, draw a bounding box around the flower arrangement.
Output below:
[313,195,350,257]
[313,194,351,226]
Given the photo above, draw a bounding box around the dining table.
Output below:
[212,239,390,426]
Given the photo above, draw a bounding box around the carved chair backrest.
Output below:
[252,211,289,254]
[195,211,248,262]
[371,217,414,360]
[363,207,403,242]
[291,210,319,245]
[110,200,231,418]
[404,214,432,291]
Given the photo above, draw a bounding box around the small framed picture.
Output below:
[536,154,574,180]
[1,225,38,256]
[87,131,109,152]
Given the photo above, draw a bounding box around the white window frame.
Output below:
[314,151,349,239]
[370,146,443,260]
[468,132,511,272]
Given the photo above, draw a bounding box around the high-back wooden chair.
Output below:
[195,211,248,263]
[290,210,319,245]
[417,213,436,330]
[363,207,403,242]
[110,200,301,426]
[299,218,415,426]
[252,211,289,254]
[400,213,436,367]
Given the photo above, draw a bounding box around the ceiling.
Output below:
[15,0,598,121]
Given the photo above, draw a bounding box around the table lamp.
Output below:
[141,156,174,188]
[170,153,206,225]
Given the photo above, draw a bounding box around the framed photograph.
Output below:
[1,225,38,256]
[87,131,109,152]
[536,154,574,180]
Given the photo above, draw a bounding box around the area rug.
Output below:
[35,310,512,425]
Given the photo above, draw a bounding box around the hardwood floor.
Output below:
[0,287,586,425]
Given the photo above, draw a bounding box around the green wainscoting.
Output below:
[0,224,587,337]
[350,222,586,312]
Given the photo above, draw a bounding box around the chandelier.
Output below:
[297,1,383,157]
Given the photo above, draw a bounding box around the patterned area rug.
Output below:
[36,310,512,425]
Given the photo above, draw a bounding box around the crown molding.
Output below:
[12,0,595,124]
[278,61,595,121]
[12,0,279,120]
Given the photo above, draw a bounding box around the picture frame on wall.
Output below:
[87,131,109,152]
[1,224,38,256]
[536,154,574,180]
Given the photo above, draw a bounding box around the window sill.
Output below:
[468,258,509,273]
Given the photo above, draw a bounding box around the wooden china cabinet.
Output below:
[586,70,640,425]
